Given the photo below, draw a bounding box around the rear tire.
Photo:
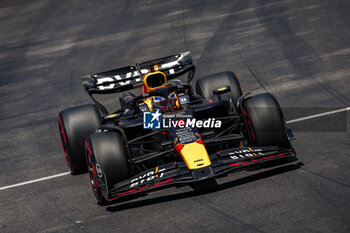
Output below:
[242,93,290,147]
[85,132,130,205]
[58,104,101,174]
[195,71,242,111]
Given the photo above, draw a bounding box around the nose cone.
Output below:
[177,139,212,170]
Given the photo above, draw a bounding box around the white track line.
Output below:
[0,107,349,191]
[286,107,350,124]
[0,172,70,191]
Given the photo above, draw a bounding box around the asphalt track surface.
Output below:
[0,0,349,232]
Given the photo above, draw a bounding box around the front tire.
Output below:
[195,71,242,111]
[242,93,290,147]
[85,132,130,205]
[58,104,101,174]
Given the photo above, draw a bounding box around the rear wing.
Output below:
[81,51,195,95]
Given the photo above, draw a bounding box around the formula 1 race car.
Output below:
[58,51,297,205]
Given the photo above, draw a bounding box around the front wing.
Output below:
[107,146,296,201]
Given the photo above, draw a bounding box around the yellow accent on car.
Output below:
[153,64,159,71]
[178,142,211,169]
[248,147,256,155]
[155,166,159,177]
[143,71,167,92]
[174,92,180,109]
[217,87,228,91]
[106,113,117,118]
[143,97,154,112]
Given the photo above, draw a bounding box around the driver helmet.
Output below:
[152,93,178,111]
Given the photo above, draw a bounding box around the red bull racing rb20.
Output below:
[58,52,297,205]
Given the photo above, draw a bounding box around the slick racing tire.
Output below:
[195,71,242,111]
[85,132,130,205]
[58,104,101,174]
[242,93,291,147]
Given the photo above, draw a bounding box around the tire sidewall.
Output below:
[243,93,291,147]
[86,132,130,204]
[58,104,101,174]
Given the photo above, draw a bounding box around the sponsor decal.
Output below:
[95,56,181,91]
[96,69,149,90]
[173,127,198,144]
[130,167,166,188]
[228,149,263,161]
